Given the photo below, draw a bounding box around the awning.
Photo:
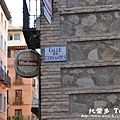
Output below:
[31,98,39,117]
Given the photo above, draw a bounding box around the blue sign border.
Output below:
[44,46,68,62]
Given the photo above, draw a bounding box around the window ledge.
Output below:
[3,112,6,114]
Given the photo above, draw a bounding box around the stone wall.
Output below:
[61,66,120,87]
[69,93,120,114]
[66,0,120,7]
[68,40,120,61]
[40,0,120,119]
[60,11,120,36]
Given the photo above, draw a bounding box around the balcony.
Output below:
[13,101,24,105]
[13,81,24,85]
[23,0,40,49]
[0,67,11,87]
[13,79,24,85]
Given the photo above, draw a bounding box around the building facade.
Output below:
[7,26,38,120]
[40,0,120,120]
[0,1,11,120]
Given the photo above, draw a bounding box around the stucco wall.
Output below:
[7,48,34,119]
[0,3,9,120]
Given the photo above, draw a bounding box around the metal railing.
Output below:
[0,67,11,86]
[23,0,40,49]
[13,78,24,85]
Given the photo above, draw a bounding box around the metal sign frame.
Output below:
[14,50,40,78]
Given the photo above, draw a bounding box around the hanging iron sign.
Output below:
[43,0,52,16]
[14,50,40,78]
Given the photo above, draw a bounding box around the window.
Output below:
[15,90,22,102]
[0,93,2,111]
[4,65,6,73]
[15,73,23,85]
[4,20,6,29]
[32,79,35,87]
[14,34,20,40]
[15,109,22,120]
[0,35,3,48]
[8,49,11,58]
[32,116,37,120]
[8,34,13,40]
[1,13,3,23]
[0,61,1,67]
[0,61,2,68]
[7,90,9,104]
[4,41,6,53]
[0,35,1,48]
[15,109,22,116]
[4,97,6,113]
[2,37,4,51]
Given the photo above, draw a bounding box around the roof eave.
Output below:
[0,0,12,20]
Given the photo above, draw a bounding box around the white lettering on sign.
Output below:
[17,60,38,66]
[44,46,67,62]
[49,47,62,52]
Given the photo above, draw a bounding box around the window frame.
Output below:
[16,73,22,80]
[3,96,6,113]
[4,41,6,54]
[0,61,3,68]
[15,90,22,102]
[4,20,6,29]
[15,109,22,120]
[1,35,3,49]
[14,33,20,40]
[7,34,13,40]
[1,12,3,24]
[0,93,2,111]
[7,49,11,58]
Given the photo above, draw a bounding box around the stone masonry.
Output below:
[40,0,120,120]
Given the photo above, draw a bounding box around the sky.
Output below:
[5,0,40,27]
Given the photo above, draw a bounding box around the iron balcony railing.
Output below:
[13,77,24,85]
[0,66,11,86]
[23,0,40,49]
